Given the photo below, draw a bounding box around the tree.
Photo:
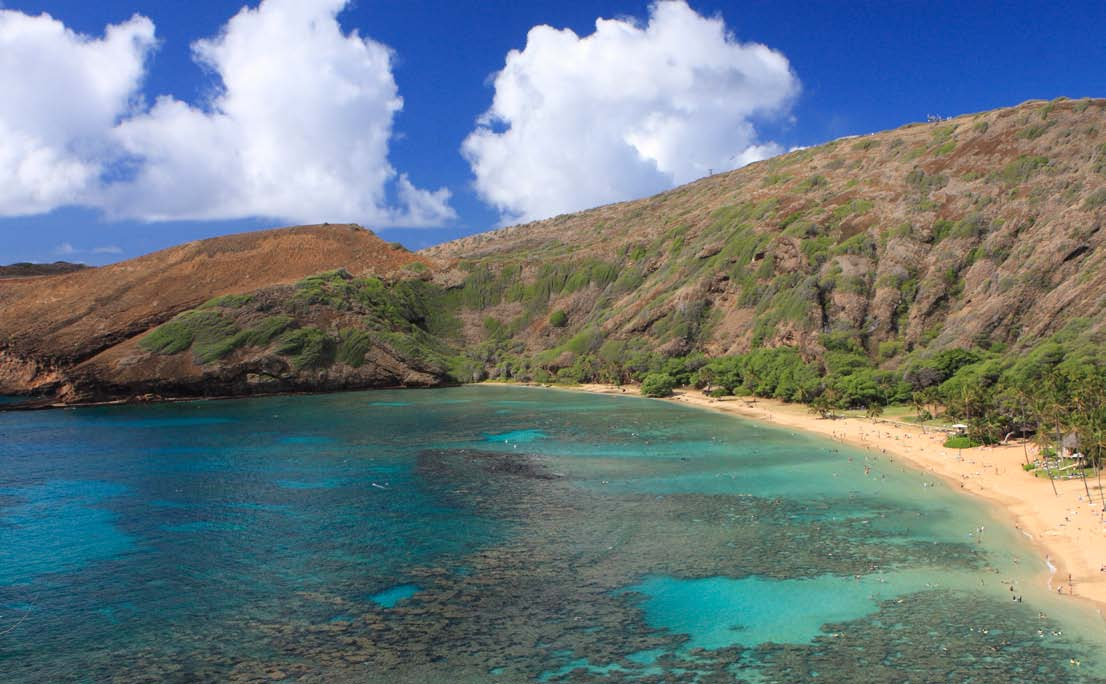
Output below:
[641,373,677,398]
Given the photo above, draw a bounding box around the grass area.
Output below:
[943,436,981,449]
[836,404,958,429]
[140,310,240,363]
[275,327,334,370]
[141,312,295,365]
[1029,458,1100,481]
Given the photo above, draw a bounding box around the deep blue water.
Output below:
[1,386,1104,683]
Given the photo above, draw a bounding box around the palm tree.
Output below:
[1071,374,1106,518]
[911,391,927,423]
[1019,397,1032,467]
[1022,387,1059,496]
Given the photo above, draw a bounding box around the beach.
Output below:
[565,383,1106,614]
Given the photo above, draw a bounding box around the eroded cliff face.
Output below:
[0,350,63,395]
[59,343,442,404]
[5,98,1106,405]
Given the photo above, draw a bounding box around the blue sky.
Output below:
[1,0,1103,265]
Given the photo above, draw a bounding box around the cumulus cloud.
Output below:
[107,0,453,226]
[463,0,799,224]
[0,0,454,227]
[0,10,155,216]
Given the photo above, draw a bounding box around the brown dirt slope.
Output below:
[0,224,433,393]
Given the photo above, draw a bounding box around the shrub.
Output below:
[833,233,877,257]
[336,328,373,367]
[192,332,243,365]
[641,373,677,397]
[549,309,568,328]
[141,318,200,355]
[1083,188,1106,210]
[238,315,295,348]
[198,293,253,309]
[830,199,873,223]
[905,168,948,194]
[949,213,987,240]
[995,155,1049,184]
[878,340,903,360]
[276,327,335,369]
[934,140,956,156]
[797,175,828,192]
[1017,124,1049,140]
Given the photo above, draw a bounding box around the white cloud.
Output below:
[0,10,155,216]
[53,242,123,256]
[107,0,453,226]
[0,0,454,227]
[462,0,799,224]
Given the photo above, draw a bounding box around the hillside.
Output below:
[427,97,1106,364]
[0,224,437,399]
[3,97,1106,406]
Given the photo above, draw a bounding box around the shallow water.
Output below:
[1,386,1104,683]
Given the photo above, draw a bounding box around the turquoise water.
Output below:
[1,386,1104,682]
[368,583,421,608]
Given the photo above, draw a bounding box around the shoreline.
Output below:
[546,382,1106,616]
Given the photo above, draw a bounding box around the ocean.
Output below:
[1,385,1103,682]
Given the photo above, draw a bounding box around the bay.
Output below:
[1,386,1103,682]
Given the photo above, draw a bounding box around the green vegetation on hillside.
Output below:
[141,269,461,378]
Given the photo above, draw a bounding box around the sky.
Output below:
[1,0,1104,265]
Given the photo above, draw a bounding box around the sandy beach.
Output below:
[563,383,1106,614]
